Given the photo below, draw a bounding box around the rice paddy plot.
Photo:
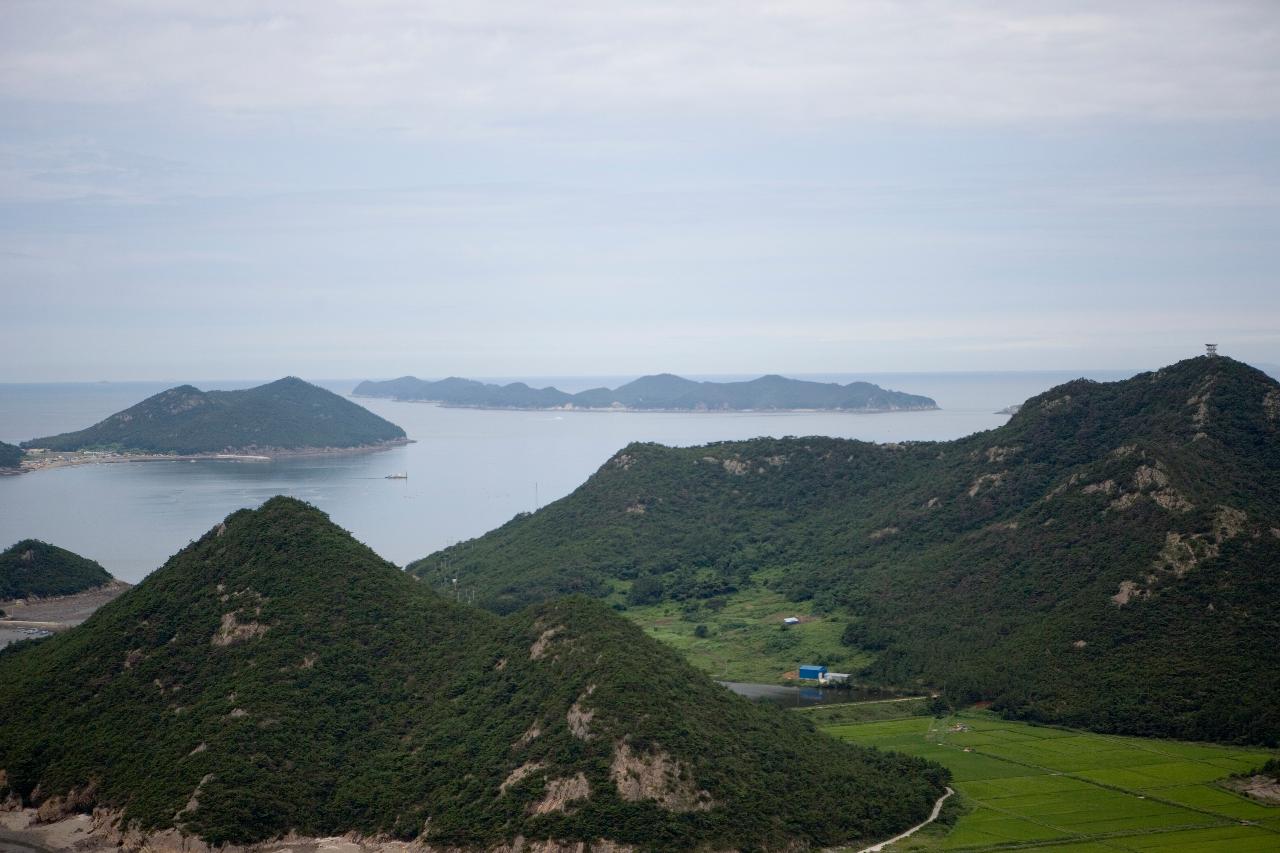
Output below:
[824,710,1280,852]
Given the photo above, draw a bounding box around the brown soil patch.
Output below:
[567,686,596,740]
[609,741,713,812]
[1223,774,1280,804]
[34,781,97,824]
[514,721,542,750]
[530,774,590,815]
[1156,532,1218,578]
[1214,505,1247,539]
[210,611,268,646]
[1265,390,1280,426]
[529,626,563,660]
[500,762,544,795]
[1132,465,1169,490]
[985,445,1021,463]
[968,472,1006,498]
[1109,492,1142,512]
[1111,580,1144,606]
[0,581,129,627]
[1041,395,1072,413]
[1152,490,1193,512]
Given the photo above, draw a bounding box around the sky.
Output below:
[2,1,1278,381]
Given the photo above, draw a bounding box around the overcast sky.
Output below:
[2,1,1278,381]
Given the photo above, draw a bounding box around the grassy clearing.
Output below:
[824,711,1280,852]
[617,582,871,682]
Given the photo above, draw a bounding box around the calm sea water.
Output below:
[0,371,1134,583]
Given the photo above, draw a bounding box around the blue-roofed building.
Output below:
[798,664,827,681]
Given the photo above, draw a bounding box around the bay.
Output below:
[0,371,1134,583]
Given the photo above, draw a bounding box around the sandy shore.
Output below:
[14,440,411,476]
[0,583,130,649]
[0,808,631,853]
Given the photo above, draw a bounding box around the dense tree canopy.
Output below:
[355,372,937,411]
[0,440,22,469]
[0,498,946,850]
[0,539,113,600]
[412,357,1280,744]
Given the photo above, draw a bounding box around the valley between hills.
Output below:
[2,356,1278,853]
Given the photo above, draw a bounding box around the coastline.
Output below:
[0,582,130,649]
[352,396,940,415]
[12,439,412,476]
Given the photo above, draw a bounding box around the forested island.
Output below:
[0,498,946,852]
[0,540,114,600]
[354,372,938,412]
[411,356,1280,745]
[0,440,23,470]
[21,377,407,457]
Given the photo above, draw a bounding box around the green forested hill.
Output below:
[0,540,113,599]
[22,377,406,454]
[355,372,938,411]
[0,440,22,469]
[0,497,945,851]
[411,356,1280,744]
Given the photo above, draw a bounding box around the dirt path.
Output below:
[851,786,954,853]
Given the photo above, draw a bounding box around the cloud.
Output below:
[1,1,1277,132]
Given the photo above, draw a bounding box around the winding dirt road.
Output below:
[853,786,954,853]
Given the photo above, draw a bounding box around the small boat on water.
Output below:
[385,472,408,480]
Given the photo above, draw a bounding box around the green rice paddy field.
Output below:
[823,710,1280,852]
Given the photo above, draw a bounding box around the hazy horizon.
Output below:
[3,2,1279,380]
[0,365,1199,388]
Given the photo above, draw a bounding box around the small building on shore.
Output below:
[798,664,827,681]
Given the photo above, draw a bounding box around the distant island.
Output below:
[354,373,939,412]
[412,355,1280,745]
[21,377,408,459]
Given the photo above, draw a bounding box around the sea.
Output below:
[0,371,1137,584]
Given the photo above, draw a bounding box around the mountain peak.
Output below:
[22,379,406,454]
[0,499,946,850]
[1,539,114,599]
